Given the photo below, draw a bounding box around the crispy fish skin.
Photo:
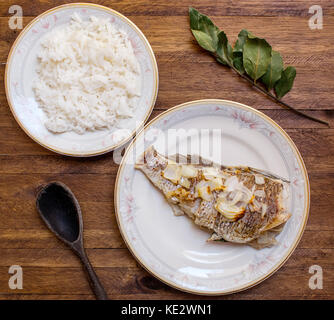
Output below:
[135,146,291,248]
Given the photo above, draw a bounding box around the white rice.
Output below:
[33,13,141,134]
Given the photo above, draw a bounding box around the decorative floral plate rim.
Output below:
[114,101,309,295]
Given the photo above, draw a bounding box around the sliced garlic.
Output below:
[162,163,181,184]
[198,186,213,201]
[255,175,265,185]
[195,181,213,201]
[180,165,198,178]
[179,176,191,189]
[202,167,219,180]
[224,176,239,191]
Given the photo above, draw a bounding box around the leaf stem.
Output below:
[229,65,329,126]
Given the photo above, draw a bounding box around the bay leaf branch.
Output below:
[189,7,329,126]
[229,64,329,126]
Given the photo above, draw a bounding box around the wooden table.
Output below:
[0,0,333,300]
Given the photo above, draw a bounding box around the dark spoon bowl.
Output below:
[37,183,80,243]
[36,181,108,300]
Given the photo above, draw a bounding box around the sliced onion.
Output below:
[215,199,245,221]
[229,190,244,206]
[238,185,253,202]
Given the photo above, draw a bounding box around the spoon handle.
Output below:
[78,250,108,300]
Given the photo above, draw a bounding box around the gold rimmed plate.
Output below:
[5,3,158,156]
[115,99,309,295]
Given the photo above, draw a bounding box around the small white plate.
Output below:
[115,99,310,295]
[5,3,158,156]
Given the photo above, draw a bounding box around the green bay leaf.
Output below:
[243,37,272,81]
[198,15,219,49]
[189,7,201,30]
[191,29,216,52]
[233,29,251,54]
[261,51,283,90]
[216,31,233,66]
[274,66,297,99]
[233,52,244,73]
[232,29,252,73]
[189,7,219,52]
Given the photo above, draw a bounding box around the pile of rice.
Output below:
[33,13,141,134]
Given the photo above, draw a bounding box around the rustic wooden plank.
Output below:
[0,248,332,268]
[0,294,96,300]
[1,0,334,17]
[1,65,334,113]
[0,172,333,201]
[0,248,137,268]
[0,174,113,202]
[1,15,334,110]
[0,153,333,174]
[0,173,333,231]
[0,188,333,231]
[0,265,333,298]
[0,247,332,299]
[1,109,333,130]
[0,154,118,174]
[0,229,332,249]
[2,16,334,54]
[0,293,333,300]
[0,144,334,174]
[0,132,333,173]
[0,229,125,249]
[0,201,116,229]
[0,129,333,159]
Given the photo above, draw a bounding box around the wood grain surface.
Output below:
[0,0,333,300]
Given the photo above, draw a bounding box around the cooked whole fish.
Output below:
[135,146,291,249]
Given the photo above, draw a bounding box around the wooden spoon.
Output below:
[36,181,108,300]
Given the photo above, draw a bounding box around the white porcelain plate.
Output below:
[5,3,158,156]
[115,99,310,295]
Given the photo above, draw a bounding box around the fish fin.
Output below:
[248,231,278,249]
[247,167,290,183]
[169,203,185,216]
[168,153,219,167]
[263,212,291,232]
[142,147,290,183]
[167,153,188,164]
[135,145,155,167]
[207,232,226,242]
